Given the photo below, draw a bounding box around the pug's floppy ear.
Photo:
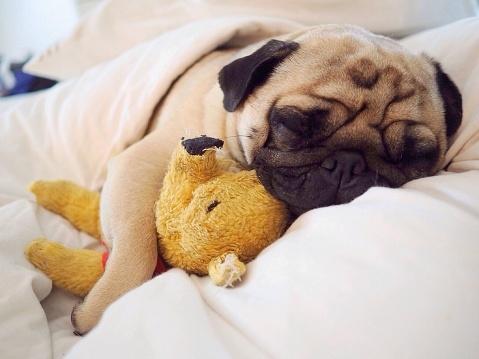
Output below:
[433,61,463,137]
[218,39,299,112]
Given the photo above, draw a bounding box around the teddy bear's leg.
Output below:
[30,180,101,239]
[25,238,103,297]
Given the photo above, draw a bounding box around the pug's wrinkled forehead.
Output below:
[219,25,462,214]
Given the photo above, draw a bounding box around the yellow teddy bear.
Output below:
[25,136,289,296]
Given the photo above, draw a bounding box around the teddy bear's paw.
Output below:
[208,253,246,287]
[29,180,68,212]
[25,238,56,272]
[182,136,224,155]
[25,238,103,297]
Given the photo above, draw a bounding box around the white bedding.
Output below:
[1,15,479,359]
[24,0,478,80]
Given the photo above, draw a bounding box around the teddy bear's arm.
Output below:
[157,137,223,224]
[29,180,101,239]
[175,136,224,182]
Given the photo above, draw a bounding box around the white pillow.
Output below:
[24,0,478,80]
[400,17,479,173]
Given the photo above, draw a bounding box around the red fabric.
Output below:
[101,251,109,269]
[100,250,167,277]
[153,256,168,276]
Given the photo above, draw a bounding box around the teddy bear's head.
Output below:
[171,170,288,274]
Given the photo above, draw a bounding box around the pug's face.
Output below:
[219,25,462,215]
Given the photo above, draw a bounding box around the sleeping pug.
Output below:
[71,24,462,334]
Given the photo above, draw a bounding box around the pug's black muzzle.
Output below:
[254,149,390,215]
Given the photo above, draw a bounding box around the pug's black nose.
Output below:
[321,151,367,183]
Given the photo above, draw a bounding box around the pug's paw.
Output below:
[71,301,100,336]
[182,135,224,156]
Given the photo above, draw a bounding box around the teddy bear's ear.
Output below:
[218,39,299,112]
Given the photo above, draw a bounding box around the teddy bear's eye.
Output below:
[206,200,220,213]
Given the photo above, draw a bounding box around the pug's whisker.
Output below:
[182,127,194,139]
[225,135,253,139]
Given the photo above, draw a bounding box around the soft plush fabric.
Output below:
[1,15,478,359]
[23,0,478,80]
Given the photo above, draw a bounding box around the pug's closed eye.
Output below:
[383,122,438,166]
[267,106,330,150]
